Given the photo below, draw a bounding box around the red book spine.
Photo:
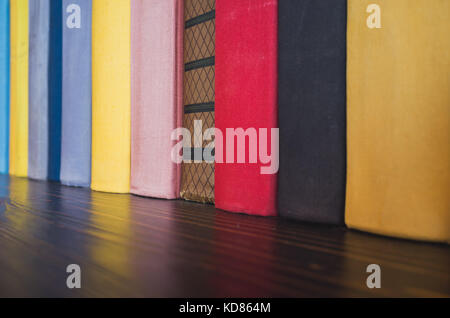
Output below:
[215,0,278,216]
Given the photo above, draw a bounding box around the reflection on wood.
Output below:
[0,175,448,297]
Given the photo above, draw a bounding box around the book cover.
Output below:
[28,0,62,181]
[9,0,28,177]
[180,0,215,204]
[278,0,347,224]
[346,0,450,242]
[215,0,278,216]
[91,0,131,193]
[0,0,9,174]
[130,0,183,199]
[60,0,92,187]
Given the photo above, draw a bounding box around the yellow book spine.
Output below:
[346,0,450,242]
[91,0,131,193]
[9,0,28,177]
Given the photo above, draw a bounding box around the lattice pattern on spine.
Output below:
[181,0,215,204]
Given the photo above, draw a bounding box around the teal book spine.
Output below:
[0,0,9,174]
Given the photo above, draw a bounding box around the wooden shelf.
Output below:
[0,175,448,297]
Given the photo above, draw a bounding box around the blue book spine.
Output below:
[28,0,50,180]
[48,0,62,181]
[60,0,92,187]
[28,0,62,181]
[0,0,9,175]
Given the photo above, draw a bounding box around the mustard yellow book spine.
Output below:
[91,0,131,193]
[9,0,28,177]
[346,0,450,242]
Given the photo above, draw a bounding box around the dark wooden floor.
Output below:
[0,175,448,298]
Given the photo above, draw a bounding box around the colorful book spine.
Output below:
[28,0,50,180]
[91,0,131,193]
[346,0,450,242]
[278,0,347,224]
[47,0,62,181]
[0,0,9,174]
[130,0,183,199]
[215,0,278,216]
[180,0,215,203]
[28,0,62,181]
[60,0,92,187]
[9,0,28,177]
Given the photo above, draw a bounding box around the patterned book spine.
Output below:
[180,0,215,203]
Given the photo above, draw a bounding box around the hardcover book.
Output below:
[60,0,92,187]
[9,0,28,177]
[130,0,183,199]
[346,0,450,242]
[0,0,9,174]
[278,0,347,224]
[180,0,215,203]
[91,0,131,193]
[215,0,278,216]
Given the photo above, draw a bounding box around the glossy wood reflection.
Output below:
[0,175,448,297]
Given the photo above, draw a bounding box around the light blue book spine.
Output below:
[28,0,50,180]
[60,0,92,187]
[0,0,9,175]
[28,0,62,181]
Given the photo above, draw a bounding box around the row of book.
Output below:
[0,0,448,243]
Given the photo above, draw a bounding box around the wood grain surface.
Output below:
[0,175,448,297]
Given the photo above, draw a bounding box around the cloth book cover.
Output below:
[28,0,62,181]
[180,0,215,203]
[28,0,49,180]
[9,0,28,177]
[0,0,9,174]
[215,0,278,216]
[346,0,450,243]
[47,0,62,182]
[278,0,347,224]
[60,0,92,187]
[130,0,183,199]
[91,0,131,193]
